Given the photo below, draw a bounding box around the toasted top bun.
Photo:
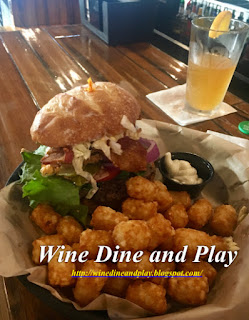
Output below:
[30,82,141,147]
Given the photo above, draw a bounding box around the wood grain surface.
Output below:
[11,0,81,28]
[0,24,248,320]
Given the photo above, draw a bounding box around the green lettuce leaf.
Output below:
[22,171,88,225]
[20,146,89,226]
[20,151,43,183]
[57,163,100,187]
[33,145,47,156]
[135,171,146,177]
[116,170,146,180]
[22,171,79,207]
[69,205,89,226]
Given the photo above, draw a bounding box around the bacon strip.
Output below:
[41,138,148,172]
[41,147,74,165]
[110,137,147,172]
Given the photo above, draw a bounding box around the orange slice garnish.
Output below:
[209,11,232,39]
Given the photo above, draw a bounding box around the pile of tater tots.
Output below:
[30,176,238,315]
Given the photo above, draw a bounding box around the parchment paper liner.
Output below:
[0,119,249,320]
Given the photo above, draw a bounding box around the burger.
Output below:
[20,80,159,224]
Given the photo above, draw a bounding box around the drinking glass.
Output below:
[185,17,249,114]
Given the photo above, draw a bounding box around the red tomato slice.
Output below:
[64,148,74,163]
[94,166,120,182]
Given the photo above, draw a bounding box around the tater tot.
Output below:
[113,220,151,251]
[210,235,228,252]
[169,191,192,209]
[177,260,217,286]
[168,276,209,306]
[73,260,108,307]
[154,261,176,272]
[117,251,155,276]
[103,276,131,297]
[48,245,76,287]
[151,261,176,287]
[122,198,157,221]
[159,234,175,251]
[210,235,239,266]
[126,177,172,211]
[211,235,240,257]
[154,180,167,192]
[80,229,114,259]
[71,242,81,253]
[173,228,212,258]
[147,214,175,250]
[71,243,84,271]
[56,216,83,244]
[126,281,167,315]
[30,204,61,234]
[32,234,66,265]
[126,176,157,201]
[188,199,213,229]
[153,181,173,212]
[90,206,128,231]
[210,205,237,236]
[150,276,167,288]
[164,204,189,229]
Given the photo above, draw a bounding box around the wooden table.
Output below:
[0,24,248,320]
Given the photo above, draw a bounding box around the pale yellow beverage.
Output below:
[186,53,236,111]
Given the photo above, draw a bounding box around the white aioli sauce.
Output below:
[164,152,203,185]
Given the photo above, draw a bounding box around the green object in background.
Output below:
[238,121,249,135]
